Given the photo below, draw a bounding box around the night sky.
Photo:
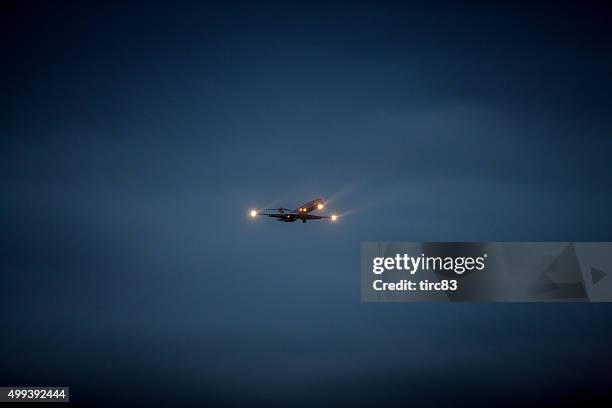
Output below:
[2,1,612,406]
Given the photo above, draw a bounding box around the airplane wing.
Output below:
[295,198,325,213]
[304,214,330,220]
[259,213,288,218]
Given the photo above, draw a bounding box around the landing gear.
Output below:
[302,219,306,223]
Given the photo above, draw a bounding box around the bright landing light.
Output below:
[317,203,324,209]
[250,210,257,217]
[331,214,337,221]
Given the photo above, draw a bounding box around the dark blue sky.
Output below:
[2,1,612,406]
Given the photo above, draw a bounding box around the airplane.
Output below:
[249,198,338,223]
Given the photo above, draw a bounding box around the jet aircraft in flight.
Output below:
[249,198,338,223]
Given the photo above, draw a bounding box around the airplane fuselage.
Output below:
[278,198,324,222]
